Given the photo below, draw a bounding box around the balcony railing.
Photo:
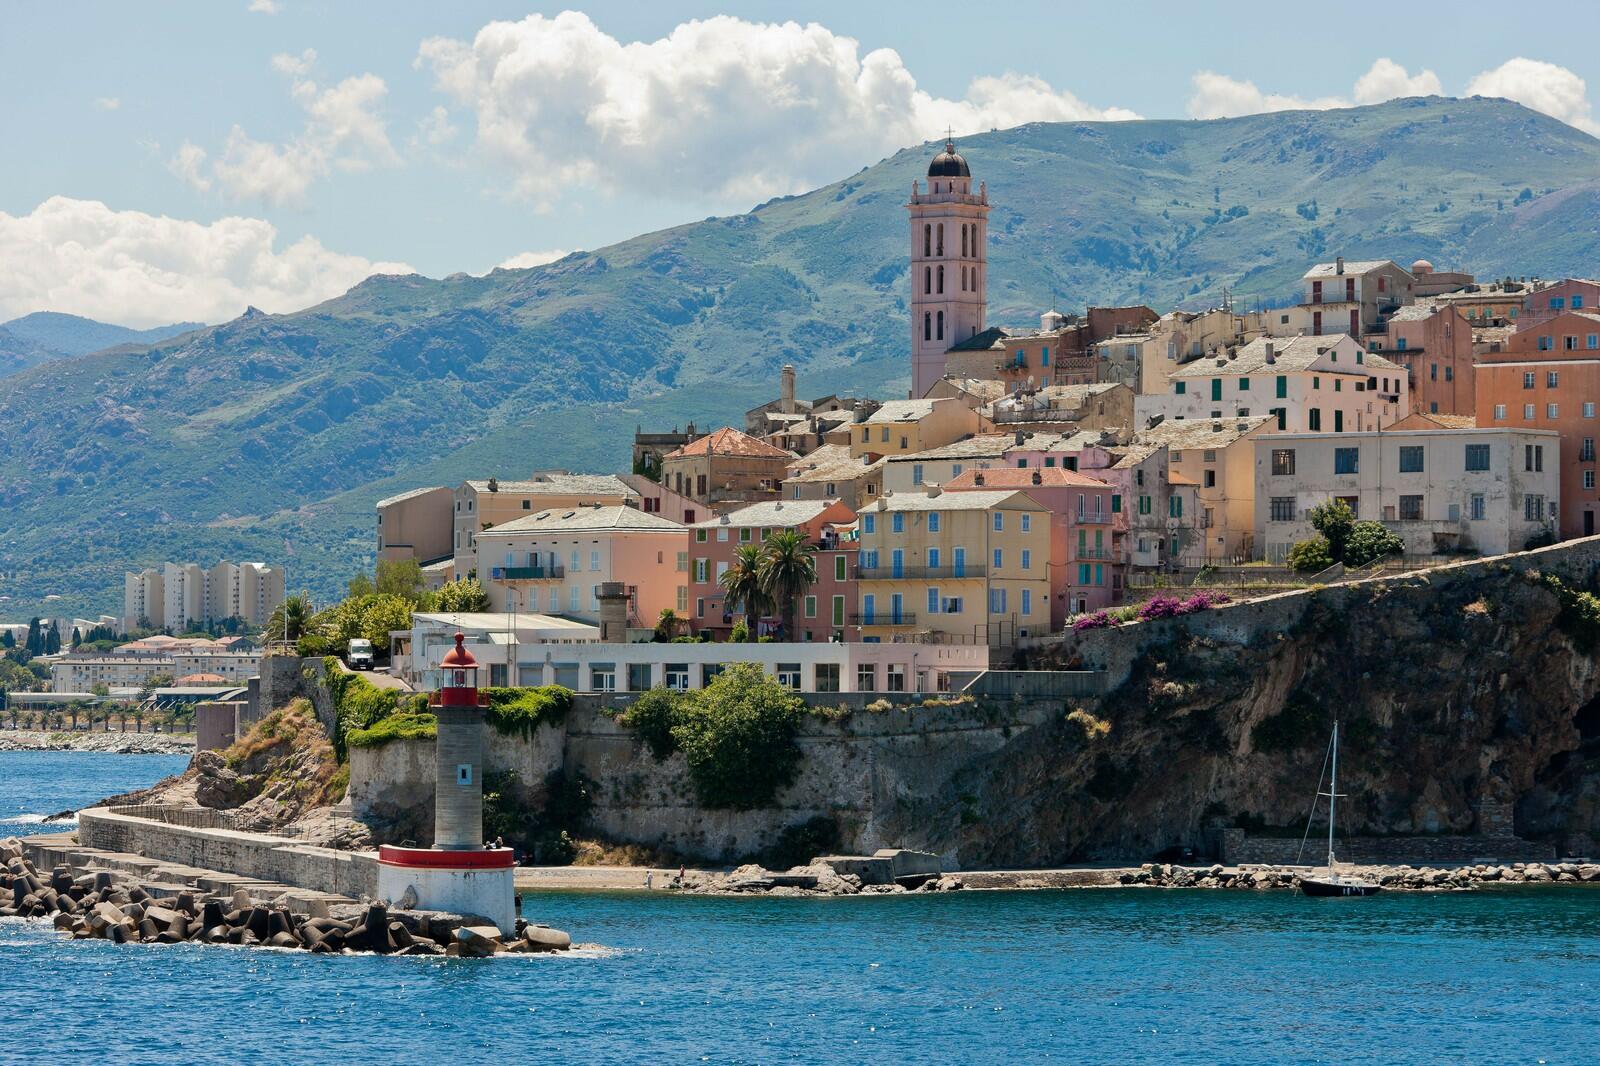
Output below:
[489,565,564,580]
[851,612,918,627]
[858,565,988,580]
[1075,547,1114,560]
[1076,510,1112,524]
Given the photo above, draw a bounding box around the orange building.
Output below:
[1476,311,1600,537]
[1372,304,1475,417]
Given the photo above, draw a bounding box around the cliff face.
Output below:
[1010,544,1600,864]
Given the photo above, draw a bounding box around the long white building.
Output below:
[123,561,284,632]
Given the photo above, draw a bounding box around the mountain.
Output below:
[2,96,1598,618]
[0,312,203,377]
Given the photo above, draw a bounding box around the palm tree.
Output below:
[267,593,313,646]
[720,544,773,634]
[758,529,818,641]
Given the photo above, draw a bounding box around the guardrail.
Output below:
[858,565,988,580]
[490,565,564,580]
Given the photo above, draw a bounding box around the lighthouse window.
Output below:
[456,764,473,787]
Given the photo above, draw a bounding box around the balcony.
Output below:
[851,612,918,627]
[1076,510,1112,525]
[490,565,564,581]
[1075,547,1115,560]
[994,359,1029,375]
[858,565,988,580]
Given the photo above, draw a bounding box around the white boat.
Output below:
[1298,719,1381,898]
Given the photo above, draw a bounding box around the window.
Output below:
[804,596,817,619]
[886,665,907,692]
[1275,375,1287,399]
[694,558,709,583]
[737,527,752,543]
[1399,495,1423,521]
[832,595,845,626]
[1398,446,1424,473]
[1524,372,1537,389]
[988,587,1007,614]
[1575,295,1586,310]
[1551,296,1565,310]
[911,464,924,486]
[928,547,940,568]
[1211,379,1222,402]
[1525,404,1536,420]
[1169,496,1183,519]
[1587,471,1597,490]
[1587,402,1597,418]
[776,664,802,690]
[815,663,840,692]
[926,586,941,615]
[1270,497,1295,522]
[695,528,708,543]
[1042,348,1050,366]
[1470,493,1486,521]
[834,555,847,581]
[863,514,875,534]
[1204,469,1216,488]
[993,512,1004,531]
[1239,377,1250,391]
[570,549,581,570]
[1526,444,1544,473]
[1525,495,1545,522]
[1111,494,1122,513]
[928,512,940,532]
[857,663,876,692]
[992,548,1003,569]
[1309,408,1322,431]
[1021,589,1032,616]
[1548,404,1560,420]
[1334,447,1359,475]
[1548,371,1560,388]
[1538,336,1553,351]
[1021,549,1032,570]
[1465,444,1490,472]
[1175,381,1186,395]
[1584,439,1596,462]
[1589,335,1600,351]
[590,550,600,570]
[1493,404,1507,421]
[892,513,905,533]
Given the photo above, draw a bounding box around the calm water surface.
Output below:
[2,752,1596,1064]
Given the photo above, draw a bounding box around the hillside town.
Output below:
[333,138,1585,696]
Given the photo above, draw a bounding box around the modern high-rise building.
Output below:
[123,560,285,632]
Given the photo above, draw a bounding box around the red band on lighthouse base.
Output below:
[377,845,515,870]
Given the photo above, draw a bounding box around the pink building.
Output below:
[686,499,859,641]
[944,467,1118,626]
[1519,278,1600,330]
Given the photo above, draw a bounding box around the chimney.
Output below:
[487,477,499,493]
[780,364,796,414]
[1015,431,1026,446]
[1336,256,1345,275]
[597,582,629,643]
[924,484,942,497]
[974,472,985,486]
[1031,470,1042,485]
[1264,341,1275,365]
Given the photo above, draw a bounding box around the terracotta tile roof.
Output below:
[663,426,793,461]
[691,499,849,528]
[944,467,1110,490]
[489,505,686,535]
[1390,412,1477,430]
[785,443,884,483]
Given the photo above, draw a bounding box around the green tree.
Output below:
[669,663,805,809]
[720,544,773,625]
[1343,521,1405,567]
[267,592,313,644]
[70,627,82,648]
[360,595,414,653]
[653,608,680,642]
[757,529,818,641]
[347,573,376,600]
[44,624,60,655]
[433,577,490,614]
[25,618,41,656]
[0,629,13,649]
[1309,499,1357,561]
[1286,535,1334,574]
[375,559,425,602]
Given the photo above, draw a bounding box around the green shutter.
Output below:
[1111,494,1122,513]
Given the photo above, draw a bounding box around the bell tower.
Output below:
[908,136,989,398]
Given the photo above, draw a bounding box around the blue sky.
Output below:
[3,1,1598,326]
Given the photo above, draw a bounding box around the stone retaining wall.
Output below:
[77,806,378,898]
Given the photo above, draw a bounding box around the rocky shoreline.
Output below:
[1126,860,1600,891]
[672,861,965,896]
[0,730,194,755]
[0,837,571,958]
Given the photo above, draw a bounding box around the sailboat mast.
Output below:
[1328,719,1339,868]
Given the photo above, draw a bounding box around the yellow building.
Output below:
[856,487,1052,645]
[849,397,981,459]
[1136,415,1273,564]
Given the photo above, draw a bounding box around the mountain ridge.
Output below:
[2,95,1598,617]
[0,312,204,378]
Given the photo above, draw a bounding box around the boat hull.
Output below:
[1300,877,1382,897]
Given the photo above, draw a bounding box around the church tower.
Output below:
[908,137,990,398]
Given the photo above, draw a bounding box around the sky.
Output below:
[3,1,1599,328]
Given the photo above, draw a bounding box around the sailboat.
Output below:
[1298,719,1382,898]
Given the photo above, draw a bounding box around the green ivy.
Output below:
[346,710,438,748]
[482,685,573,739]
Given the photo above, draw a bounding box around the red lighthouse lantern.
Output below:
[436,633,486,708]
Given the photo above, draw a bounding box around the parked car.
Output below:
[347,638,374,670]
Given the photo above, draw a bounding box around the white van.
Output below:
[347,638,374,670]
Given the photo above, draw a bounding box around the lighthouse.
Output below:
[376,633,516,934]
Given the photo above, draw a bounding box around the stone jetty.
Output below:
[0,837,571,957]
[1122,860,1600,890]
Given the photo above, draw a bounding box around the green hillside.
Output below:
[1,96,1596,617]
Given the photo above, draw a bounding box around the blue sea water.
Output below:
[2,752,1597,1064]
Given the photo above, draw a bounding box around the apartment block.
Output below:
[1369,303,1475,417]
[124,560,282,633]
[452,473,640,578]
[849,397,981,460]
[784,444,886,510]
[880,434,1012,494]
[1254,428,1561,562]
[375,486,454,565]
[660,427,795,514]
[1136,416,1275,563]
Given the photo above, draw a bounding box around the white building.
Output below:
[124,560,284,632]
[1135,334,1408,436]
[1253,428,1561,562]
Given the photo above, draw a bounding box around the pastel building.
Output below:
[452,473,640,578]
[785,444,886,510]
[686,499,859,642]
[944,467,1118,624]
[1476,311,1600,537]
[1136,334,1408,435]
[1254,428,1561,562]
[1369,303,1475,417]
[124,561,283,633]
[1291,258,1416,338]
[1518,278,1600,330]
[660,427,795,514]
[375,486,454,566]
[856,488,1052,644]
[476,506,687,628]
[880,433,1012,493]
[1136,416,1275,563]
[850,397,981,460]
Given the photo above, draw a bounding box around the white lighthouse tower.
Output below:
[376,633,516,933]
[908,137,990,399]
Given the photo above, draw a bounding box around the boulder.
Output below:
[457,925,501,958]
[1578,865,1600,882]
[522,925,571,952]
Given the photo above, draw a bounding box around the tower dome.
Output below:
[1411,259,1434,275]
[928,137,970,178]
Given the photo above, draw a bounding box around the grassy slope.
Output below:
[1,96,1596,616]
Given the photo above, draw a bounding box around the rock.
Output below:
[396,885,419,911]
[267,932,301,949]
[522,925,571,952]
[52,912,75,931]
[1578,865,1600,882]
[457,925,501,958]
[307,898,331,919]
[1524,865,1553,882]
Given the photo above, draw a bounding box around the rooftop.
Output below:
[465,473,638,497]
[888,434,1014,462]
[1389,305,1441,323]
[873,489,1032,513]
[663,426,793,461]
[1108,442,1165,469]
[934,377,1009,402]
[1173,336,1400,378]
[1137,415,1274,450]
[375,485,448,508]
[411,611,599,633]
[944,467,1110,490]
[692,499,848,529]
[1390,412,1478,430]
[785,443,885,483]
[864,399,939,424]
[945,327,1011,353]
[488,505,686,535]
[1303,259,1404,280]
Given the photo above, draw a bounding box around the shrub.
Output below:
[1072,610,1114,631]
[669,663,805,809]
[345,710,438,748]
[1524,529,1557,551]
[1137,595,1184,621]
[483,685,572,739]
[1308,500,1356,560]
[1066,707,1111,741]
[729,619,751,643]
[1343,521,1404,567]
[1287,536,1334,574]
[1541,574,1600,649]
[620,686,683,760]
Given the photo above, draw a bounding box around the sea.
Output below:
[2,751,1596,1064]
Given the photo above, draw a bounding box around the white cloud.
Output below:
[1466,57,1600,136]
[417,12,1136,206]
[1188,59,1438,119]
[248,0,282,14]
[0,196,412,328]
[168,142,211,192]
[174,52,397,206]
[414,105,458,148]
[1353,58,1442,105]
[495,250,570,271]
[94,96,121,111]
